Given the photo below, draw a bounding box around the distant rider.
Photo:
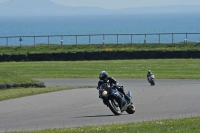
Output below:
[147,70,153,82]
[97,71,132,105]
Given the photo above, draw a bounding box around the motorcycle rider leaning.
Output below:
[147,70,153,81]
[97,71,132,105]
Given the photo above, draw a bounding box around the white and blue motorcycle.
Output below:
[148,74,155,85]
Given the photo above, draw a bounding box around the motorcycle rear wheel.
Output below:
[126,104,135,114]
[151,80,155,85]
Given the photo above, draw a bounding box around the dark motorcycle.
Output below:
[99,83,135,115]
[148,74,155,85]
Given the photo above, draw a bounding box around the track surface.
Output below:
[0,79,200,132]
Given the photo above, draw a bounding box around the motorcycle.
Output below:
[99,83,135,115]
[148,74,155,85]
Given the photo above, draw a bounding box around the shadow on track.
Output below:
[73,114,128,118]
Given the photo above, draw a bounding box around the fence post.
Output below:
[61,35,63,46]
[131,34,133,44]
[76,35,77,45]
[144,34,146,44]
[48,36,50,46]
[172,33,174,44]
[117,34,118,44]
[6,37,8,47]
[185,33,188,44]
[19,37,22,47]
[102,34,105,44]
[89,34,91,45]
[34,36,36,47]
[158,34,160,44]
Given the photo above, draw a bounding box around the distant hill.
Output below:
[117,5,200,14]
[0,0,108,16]
[0,0,200,16]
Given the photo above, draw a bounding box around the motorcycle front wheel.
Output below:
[107,99,121,115]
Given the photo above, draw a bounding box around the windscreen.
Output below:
[99,83,110,91]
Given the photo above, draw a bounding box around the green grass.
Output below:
[0,59,199,100]
[0,71,41,84]
[0,59,200,83]
[0,86,94,101]
[0,42,200,54]
[9,116,200,133]
[1,59,199,100]
[0,58,199,100]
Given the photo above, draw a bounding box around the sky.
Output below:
[50,0,200,9]
[0,0,200,9]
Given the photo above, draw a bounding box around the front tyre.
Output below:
[126,103,135,114]
[107,99,121,115]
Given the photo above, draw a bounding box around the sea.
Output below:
[0,13,200,46]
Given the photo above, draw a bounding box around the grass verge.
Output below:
[0,86,94,101]
[0,71,41,84]
[0,59,199,100]
[1,59,199,101]
[8,116,200,133]
[0,42,200,54]
[0,59,200,81]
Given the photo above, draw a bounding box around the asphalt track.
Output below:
[0,79,200,132]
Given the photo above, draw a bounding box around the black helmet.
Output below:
[99,71,108,80]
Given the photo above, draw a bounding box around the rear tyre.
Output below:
[107,99,121,115]
[126,103,135,114]
[151,79,155,85]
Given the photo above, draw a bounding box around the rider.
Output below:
[97,71,132,105]
[147,70,153,81]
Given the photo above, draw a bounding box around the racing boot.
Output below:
[126,91,135,110]
[126,91,133,104]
